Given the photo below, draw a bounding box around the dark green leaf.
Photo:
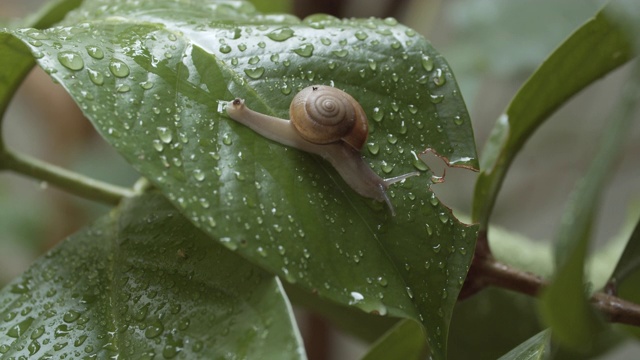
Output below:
[472,1,639,229]
[3,0,479,358]
[361,320,427,360]
[0,193,305,359]
[497,330,551,360]
[0,0,81,140]
[611,216,640,339]
[539,59,640,352]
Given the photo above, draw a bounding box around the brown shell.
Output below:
[290,85,368,150]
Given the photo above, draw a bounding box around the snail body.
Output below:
[225,85,419,215]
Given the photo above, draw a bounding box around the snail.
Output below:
[225,85,419,216]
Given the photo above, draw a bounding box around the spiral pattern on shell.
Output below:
[290,85,368,150]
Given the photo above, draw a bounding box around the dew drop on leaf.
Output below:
[109,59,130,78]
[244,67,265,79]
[293,43,314,57]
[57,51,84,71]
[266,27,294,42]
[85,45,104,59]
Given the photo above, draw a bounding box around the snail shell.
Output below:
[290,85,368,150]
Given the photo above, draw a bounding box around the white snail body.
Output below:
[225,85,419,216]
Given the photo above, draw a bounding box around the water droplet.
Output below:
[63,310,81,323]
[258,41,266,48]
[438,212,449,224]
[219,44,231,54]
[405,287,414,299]
[237,43,247,51]
[145,319,164,339]
[157,127,173,143]
[355,31,368,41]
[429,94,444,104]
[222,133,232,145]
[367,142,379,155]
[408,104,418,114]
[432,68,446,86]
[248,56,260,65]
[433,243,442,253]
[85,45,104,59]
[74,335,88,347]
[267,27,295,41]
[430,193,439,206]
[152,139,163,152]
[270,53,280,62]
[6,317,34,338]
[454,115,464,125]
[386,134,398,145]
[116,84,130,93]
[87,68,104,85]
[421,55,434,71]
[280,83,291,95]
[321,37,331,45]
[244,67,265,79]
[412,159,428,171]
[193,169,205,181]
[30,326,45,340]
[381,161,394,174]
[384,17,398,26]
[372,107,384,122]
[168,33,177,41]
[257,247,267,257]
[367,58,377,70]
[405,29,417,37]
[390,41,401,50]
[332,49,348,58]
[57,51,84,71]
[294,43,314,57]
[220,237,238,250]
[109,59,130,78]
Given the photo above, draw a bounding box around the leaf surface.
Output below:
[3,1,479,357]
[0,193,305,359]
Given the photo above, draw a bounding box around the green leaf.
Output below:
[539,59,640,352]
[472,1,639,229]
[610,217,640,286]
[497,330,551,360]
[610,216,640,339]
[0,193,305,359]
[361,319,427,360]
[0,0,81,141]
[3,0,479,358]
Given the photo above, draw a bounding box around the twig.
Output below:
[0,148,134,205]
[462,231,640,328]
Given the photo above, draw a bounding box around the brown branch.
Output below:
[461,231,640,328]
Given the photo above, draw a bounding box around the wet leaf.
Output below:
[361,319,427,360]
[3,0,478,357]
[0,0,81,127]
[0,193,305,359]
[472,1,639,229]
[497,330,551,360]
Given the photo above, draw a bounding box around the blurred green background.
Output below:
[1,0,639,359]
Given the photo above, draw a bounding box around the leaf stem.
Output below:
[462,231,640,328]
[0,148,134,205]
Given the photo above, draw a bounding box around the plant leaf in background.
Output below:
[361,319,427,360]
[472,0,639,229]
[497,330,551,360]
[2,0,479,357]
[609,216,640,339]
[539,56,640,353]
[0,193,305,359]
[0,0,82,130]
